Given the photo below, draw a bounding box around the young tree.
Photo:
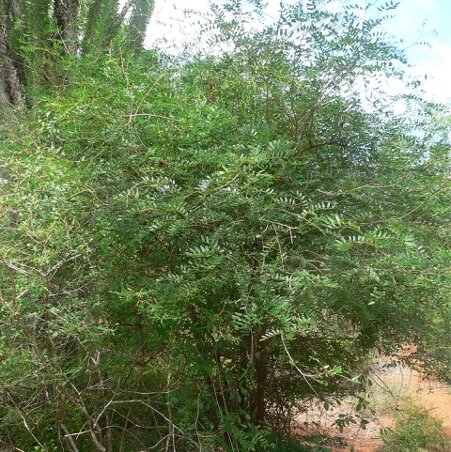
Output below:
[0,0,449,450]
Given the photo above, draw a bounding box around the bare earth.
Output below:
[294,363,451,451]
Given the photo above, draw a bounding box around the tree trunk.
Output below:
[126,0,154,53]
[82,0,104,53]
[54,0,82,55]
[254,346,269,425]
[0,2,23,106]
[0,0,155,110]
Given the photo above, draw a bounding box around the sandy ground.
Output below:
[293,362,451,451]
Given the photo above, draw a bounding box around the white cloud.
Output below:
[136,0,451,105]
[409,41,451,104]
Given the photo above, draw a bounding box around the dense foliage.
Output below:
[0,0,155,107]
[0,0,449,450]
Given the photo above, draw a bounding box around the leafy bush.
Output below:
[0,1,449,450]
[381,404,450,451]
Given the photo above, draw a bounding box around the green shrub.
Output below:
[0,1,449,450]
[382,404,450,451]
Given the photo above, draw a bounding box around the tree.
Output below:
[0,0,449,450]
[0,0,25,105]
[125,0,155,53]
[0,0,155,108]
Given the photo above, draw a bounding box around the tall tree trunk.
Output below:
[26,0,52,95]
[54,0,82,55]
[82,0,104,53]
[82,0,134,54]
[0,1,23,106]
[126,0,154,53]
[0,76,9,107]
[0,0,156,110]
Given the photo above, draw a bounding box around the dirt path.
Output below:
[381,366,451,434]
[294,363,451,451]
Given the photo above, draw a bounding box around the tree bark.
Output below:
[254,345,269,425]
[0,2,23,106]
[0,0,155,110]
[54,0,81,55]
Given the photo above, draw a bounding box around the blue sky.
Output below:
[383,0,451,103]
[142,0,451,104]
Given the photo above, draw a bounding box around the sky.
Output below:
[140,0,451,105]
[383,0,451,104]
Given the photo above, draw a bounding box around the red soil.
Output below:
[294,363,451,451]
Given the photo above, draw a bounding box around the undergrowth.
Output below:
[381,402,449,452]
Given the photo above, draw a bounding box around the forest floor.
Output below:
[293,358,451,451]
